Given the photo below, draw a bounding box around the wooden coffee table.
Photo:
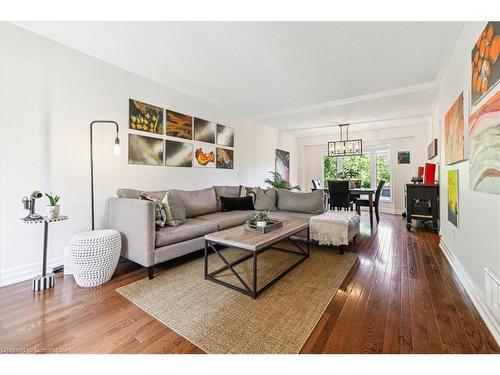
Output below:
[204,220,310,299]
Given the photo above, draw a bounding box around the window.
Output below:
[322,146,392,201]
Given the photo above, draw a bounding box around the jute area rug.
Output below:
[116,242,357,354]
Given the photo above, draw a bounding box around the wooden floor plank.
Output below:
[0,213,498,354]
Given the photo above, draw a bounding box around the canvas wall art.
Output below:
[216,147,234,169]
[444,92,465,165]
[166,110,193,140]
[165,140,193,167]
[469,88,500,194]
[129,99,163,135]
[194,118,216,144]
[217,124,234,147]
[193,143,216,168]
[447,169,459,227]
[397,151,410,164]
[128,134,164,166]
[471,22,500,107]
[275,149,290,182]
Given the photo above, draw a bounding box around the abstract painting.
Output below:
[166,110,192,140]
[471,22,500,107]
[397,151,410,164]
[447,169,459,227]
[129,99,163,135]
[165,140,193,167]
[128,134,164,166]
[217,124,234,147]
[216,147,234,169]
[275,149,290,182]
[469,88,500,194]
[444,92,465,165]
[194,118,216,144]
[193,143,216,168]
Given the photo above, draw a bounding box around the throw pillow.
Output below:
[248,187,277,211]
[162,192,186,227]
[139,192,167,228]
[214,186,241,211]
[220,196,255,212]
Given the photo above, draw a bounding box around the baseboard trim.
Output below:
[0,257,64,287]
[439,239,500,346]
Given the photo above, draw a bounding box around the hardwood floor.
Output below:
[0,213,498,354]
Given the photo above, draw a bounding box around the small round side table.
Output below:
[21,215,68,291]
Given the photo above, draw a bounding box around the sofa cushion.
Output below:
[155,218,218,247]
[214,185,241,211]
[195,210,256,230]
[117,188,167,200]
[248,187,277,211]
[169,187,218,218]
[277,189,325,214]
[220,196,254,212]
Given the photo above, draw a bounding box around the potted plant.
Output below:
[45,193,61,219]
[264,171,301,191]
[248,211,272,228]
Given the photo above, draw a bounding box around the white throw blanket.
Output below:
[309,210,360,246]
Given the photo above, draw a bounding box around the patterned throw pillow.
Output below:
[139,192,167,228]
[162,192,186,227]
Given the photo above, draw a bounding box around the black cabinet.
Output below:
[405,184,439,232]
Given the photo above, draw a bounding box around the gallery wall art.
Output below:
[216,147,234,169]
[128,134,164,166]
[217,124,234,147]
[165,140,193,167]
[275,149,290,182]
[471,22,500,107]
[447,169,459,227]
[468,88,500,194]
[193,143,216,168]
[194,118,216,144]
[129,99,163,135]
[397,151,410,164]
[444,92,465,165]
[166,110,193,140]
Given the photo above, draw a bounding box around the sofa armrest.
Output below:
[105,197,156,267]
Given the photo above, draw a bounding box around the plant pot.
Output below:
[46,205,60,219]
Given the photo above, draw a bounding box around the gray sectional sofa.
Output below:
[106,185,326,279]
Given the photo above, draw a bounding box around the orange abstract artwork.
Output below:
[194,147,215,166]
[444,92,465,165]
[166,110,193,140]
[471,22,500,106]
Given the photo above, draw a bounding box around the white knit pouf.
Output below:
[68,230,121,287]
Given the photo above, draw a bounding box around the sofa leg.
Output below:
[339,245,345,255]
[147,266,154,280]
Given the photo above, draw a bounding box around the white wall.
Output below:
[431,22,500,341]
[0,23,297,286]
[297,123,429,214]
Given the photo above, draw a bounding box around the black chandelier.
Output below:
[327,123,363,157]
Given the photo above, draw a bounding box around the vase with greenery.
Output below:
[264,171,301,191]
[247,211,272,227]
[45,192,61,219]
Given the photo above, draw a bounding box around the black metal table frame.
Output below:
[204,228,310,299]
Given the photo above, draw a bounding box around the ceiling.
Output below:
[15,21,464,135]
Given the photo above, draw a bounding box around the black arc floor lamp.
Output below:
[90,120,121,231]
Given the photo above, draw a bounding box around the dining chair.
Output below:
[327,180,354,211]
[356,180,385,222]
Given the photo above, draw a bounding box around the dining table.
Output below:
[313,187,377,230]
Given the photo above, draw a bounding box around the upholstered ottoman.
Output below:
[309,211,360,254]
[68,230,121,287]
